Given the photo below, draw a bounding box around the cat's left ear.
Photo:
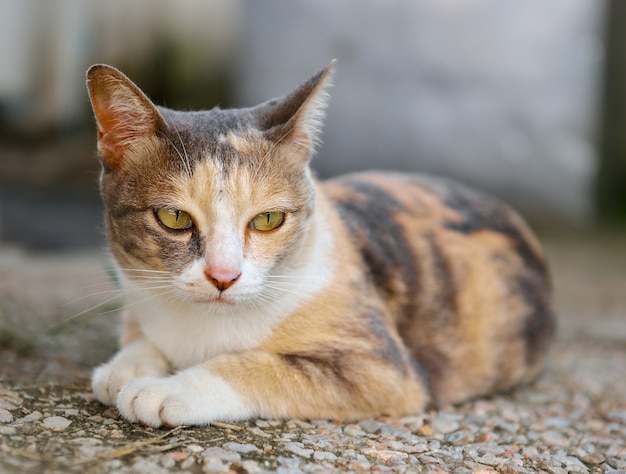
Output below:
[255,60,336,161]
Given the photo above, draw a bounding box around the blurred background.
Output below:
[0,0,624,250]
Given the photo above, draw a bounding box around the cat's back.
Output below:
[321,171,555,405]
[321,171,546,269]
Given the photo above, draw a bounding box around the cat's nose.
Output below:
[204,266,241,292]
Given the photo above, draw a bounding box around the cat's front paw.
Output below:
[92,360,164,406]
[116,369,254,427]
[91,342,170,405]
[92,363,125,406]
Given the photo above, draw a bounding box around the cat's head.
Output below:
[86,62,334,307]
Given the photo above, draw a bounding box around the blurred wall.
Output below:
[0,0,241,132]
[237,0,604,226]
[0,0,610,249]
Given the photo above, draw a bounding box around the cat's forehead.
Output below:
[160,107,257,143]
[158,106,274,167]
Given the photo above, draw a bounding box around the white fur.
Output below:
[91,339,170,405]
[117,365,254,427]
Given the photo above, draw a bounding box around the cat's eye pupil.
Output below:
[250,211,284,232]
[155,207,193,231]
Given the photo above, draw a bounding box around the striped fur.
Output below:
[87,63,555,427]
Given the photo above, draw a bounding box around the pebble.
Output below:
[0,408,14,423]
[222,442,258,454]
[607,409,626,424]
[430,413,462,434]
[17,411,42,423]
[201,447,241,463]
[248,426,272,438]
[313,451,337,462]
[283,442,314,459]
[362,448,409,463]
[241,460,261,473]
[0,426,16,435]
[42,416,72,430]
[541,430,569,448]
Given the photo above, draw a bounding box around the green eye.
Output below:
[155,208,193,231]
[250,211,285,231]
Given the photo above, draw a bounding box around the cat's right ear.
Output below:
[254,60,336,163]
[86,65,165,171]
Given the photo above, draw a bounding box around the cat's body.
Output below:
[87,62,555,427]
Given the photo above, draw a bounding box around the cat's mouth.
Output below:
[186,290,239,306]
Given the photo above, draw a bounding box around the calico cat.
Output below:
[86,61,555,428]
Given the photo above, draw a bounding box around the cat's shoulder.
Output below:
[320,171,546,275]
[320,170,508,219]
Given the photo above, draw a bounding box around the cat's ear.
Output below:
[86,64,165,170]
[255,60,335,160]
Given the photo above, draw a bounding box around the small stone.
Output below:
[499,462,532,474]
[102,407,120,419]
[418,425,434,437]
[248,427,271,438]
[431,413,461,434]
[170,451,189,462]
[362,447,409,463]
[541,430,569,447]
[389,441,429,454]
[420,455,444,466]
[43,416,72,430]
[521,446,540,461]
[313,451,337,462]
[131,459,163,474]
[358,419,384,433]
[202,457,226,473]
[445,430,473,445]
[180,457,196,470]
[284,442,314,458]
[553,453,589,471]
[344,425,367,437]
[223,442,258,454]
[201,446,241,463]
[0,390,21,410]
[346,459,372,471]
[187,444,204,453]
[607,409,626,424]
[0,426,16,435]
[0,408,13,423]
[241,460,261,473]
[581,453,605,465]
[19,411,42,423]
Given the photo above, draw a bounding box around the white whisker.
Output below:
[160,120,193,178]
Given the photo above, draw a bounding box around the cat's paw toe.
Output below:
[92,363,143,406]
[117,377,188,428]
[92,364,124,405]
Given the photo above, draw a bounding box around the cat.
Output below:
[86,61,555,428]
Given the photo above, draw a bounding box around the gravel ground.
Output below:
[0,231,625,473]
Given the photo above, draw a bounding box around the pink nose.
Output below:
[203,266,241,292]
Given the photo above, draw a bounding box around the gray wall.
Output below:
[237,0,604,225]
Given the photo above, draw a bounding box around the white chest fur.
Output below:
[126,296,286,369]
